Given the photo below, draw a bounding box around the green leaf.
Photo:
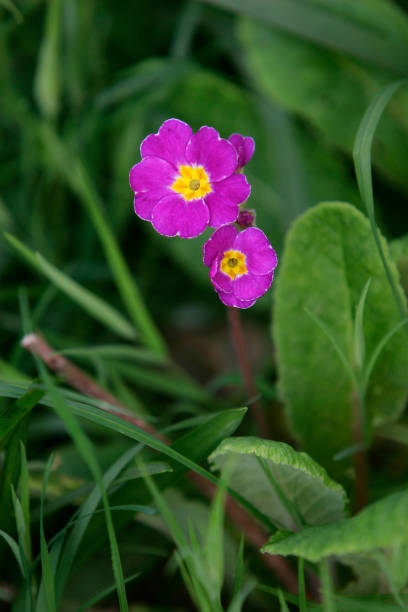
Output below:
[32,361,129,611]
[354,279,372,371]
[0,382,266,529]
[0,386,43,447]
[320,559,336,612]
[19,443,32,562]
[65,406,253,563]
[262,488,408,562]
[238,16,408,191]
[74,573,141,612]
[277,589,290,612]
[33,0,61,119]
[209,437,347,529]
[37,124,167,356]
[390,234,408,298]
[60,344,166,366]
[5,233,137,340]
[0,412,30,548]
[274,202,408,465]
[107,360,209,403]
[202,0,408,73]
[0,0,23,23]
[0,359,30,383]
[0,529,24,575]
[39,455,57,612]
[353,80,408,321]
[376,422,408,446]
[53,445,142,600]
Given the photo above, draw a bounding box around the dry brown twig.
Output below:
[22,331,300,595]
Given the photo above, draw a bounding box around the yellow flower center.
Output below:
[220,250,248,280]
[171,165,212,201]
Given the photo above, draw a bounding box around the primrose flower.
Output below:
[129,119,251,239]
[228,133,255,171]
[203,225,277,308]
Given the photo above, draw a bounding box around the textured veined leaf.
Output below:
[262,489,408,562]
[274,202,408,466]
[209,437,347,529]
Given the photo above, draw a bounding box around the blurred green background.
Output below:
[2,0,408,358]
[2,0,408,609]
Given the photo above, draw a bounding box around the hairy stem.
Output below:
[228,307,269,438]
[352,389,369,512]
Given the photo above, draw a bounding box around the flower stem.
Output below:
[227,307,269,438]
[352,389,369,512]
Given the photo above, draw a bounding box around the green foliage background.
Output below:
[2,0,408,610]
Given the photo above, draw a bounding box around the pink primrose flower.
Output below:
[203,225,277,309]
[129,119,251,239]
[228,133,255,171]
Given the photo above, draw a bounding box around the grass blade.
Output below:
[353,80,408,322]
[320,559,335,612]
[5,233,137,340]
[0,385,43,447]
[19,444,32,561]
[0,530,24,575]
[33,0,61,119]
[298,558,307,612]
[363,318,408,390]
[305,307,357,387]
[74,572,141,612]
[53,445,141,599]
[277,589,290,612]
[0,0,23,22]
[39,455,57,612]
[38,122,167,355]
[354,278,372,371]
[11,487,33,611]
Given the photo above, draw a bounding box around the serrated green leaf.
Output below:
[209,437,347,529]
[274,202,408,465]
[262,488,408,562]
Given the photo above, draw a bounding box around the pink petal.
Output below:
[134,192,167,221]
[210,256,233,293]
[185,126,237,182]
[233,271,274,301]
[234,228,278,276]
[129,157,177,193]
[205,174,250,228]
[140,119,193,169]
[151,194,209,239]
[203,225,238,267]
[228,134,255,170]
[216,289,256,309]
